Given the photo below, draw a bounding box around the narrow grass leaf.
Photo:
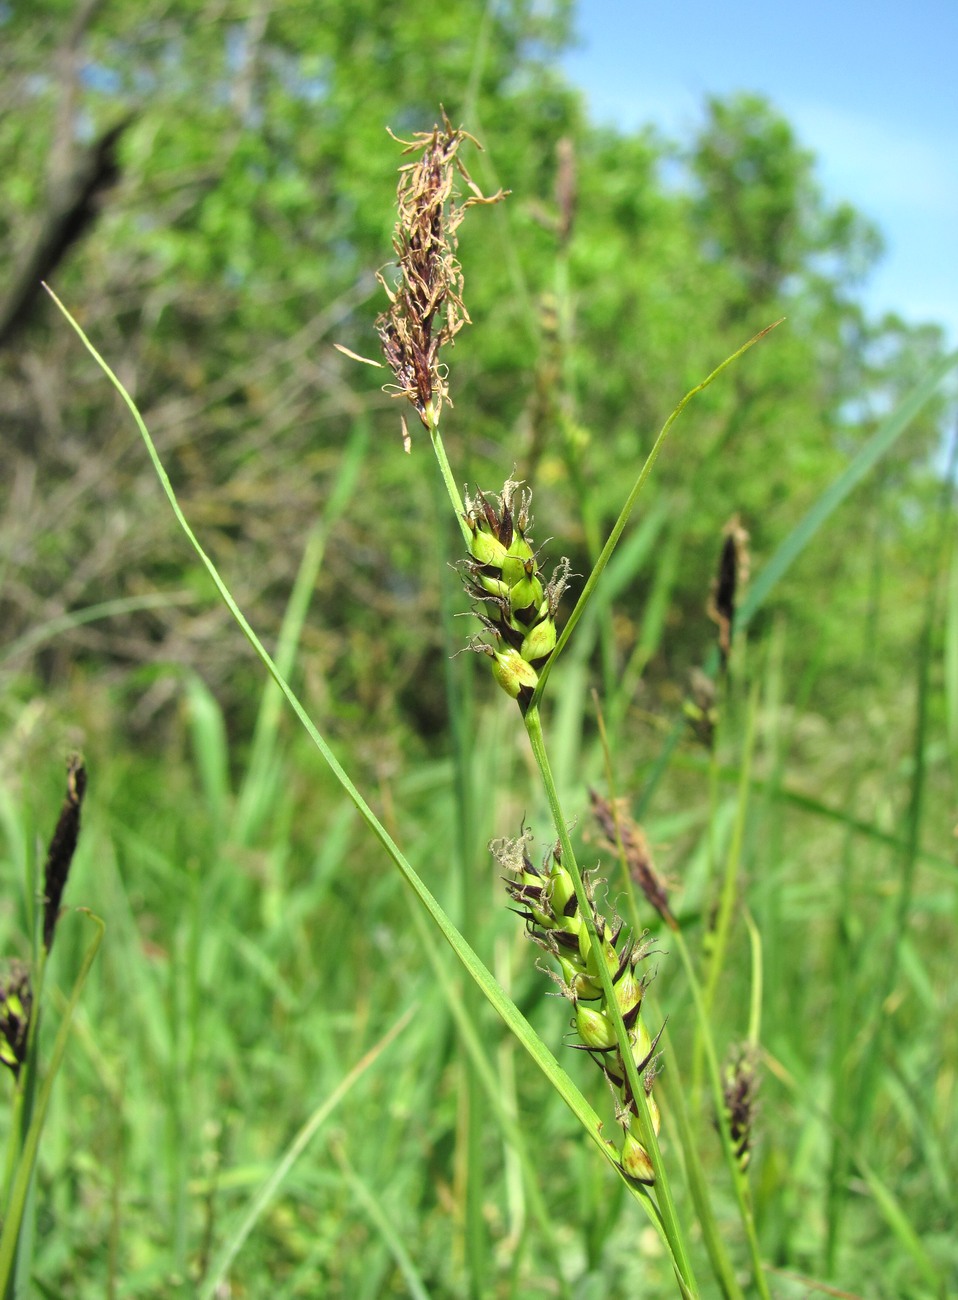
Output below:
[533,321,782,706]
[738,350,958,629]
[185,674,231,833]
[199,1009,414,1298]
[0,593,197,669]
[332,1140,432,1300]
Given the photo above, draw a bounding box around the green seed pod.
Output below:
[584,927,619,986]
[507,567,544,619]
[544,858,577,918]
[501,535,536,589]
[519,878,557,931]
[466,514,509,568]
[520,618,557,664]
[613,967,644,1019]
[474,571,512,602]
[630,1018,653,1069]
[491,648,539,699]
[557,955,603,1000]
[620,1127,655,1184]
[575,1004,616,1051]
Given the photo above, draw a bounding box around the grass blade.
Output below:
[738,349,958,629]
[533,320,782,706]
[199,1009,414,1297]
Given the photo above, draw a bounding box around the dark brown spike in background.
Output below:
[590,790,676,929]
[42,755,86,952]
[722,1043,760,1170]
[708,514,750,671]
[0,114,134,350]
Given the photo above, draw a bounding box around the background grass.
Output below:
[3,356,956,1295]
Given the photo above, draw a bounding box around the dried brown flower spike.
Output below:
[374,112,505,450]
[590,790,676,929]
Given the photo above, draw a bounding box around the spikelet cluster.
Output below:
[707,514,751,671]
[0,758,86,1080]
[494,831,661,1183]
[374,114,505,448]
[462,480,570,711]
[722,1044,760,1171]
[0,962,32,1080]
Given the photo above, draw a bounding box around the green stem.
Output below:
[695,681,759,1097]
[524,705,698,1298]
[424,402,687,1287]
[426,407,471,545]
[656,1029,745,1300]
[430,446,488,1298]
[673,929,771,1300]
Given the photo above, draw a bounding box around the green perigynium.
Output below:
[494,830,662,1183]
[462,480,570,711]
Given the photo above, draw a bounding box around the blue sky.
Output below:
[561,0,958,345]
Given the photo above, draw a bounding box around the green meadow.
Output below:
[1,4,956,1296]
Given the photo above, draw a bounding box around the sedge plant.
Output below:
[360,114,788,1296]
[44,114,831,1297]
[0,757,103,1297]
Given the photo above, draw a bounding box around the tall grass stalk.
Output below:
[399,117,777,1285]
[693,681,759,1094]
[531,322,782,710]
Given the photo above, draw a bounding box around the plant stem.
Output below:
[696,681,759,1094]
[426,408,471,545]
[524,704,698,1298]
[674,929,771,1299]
